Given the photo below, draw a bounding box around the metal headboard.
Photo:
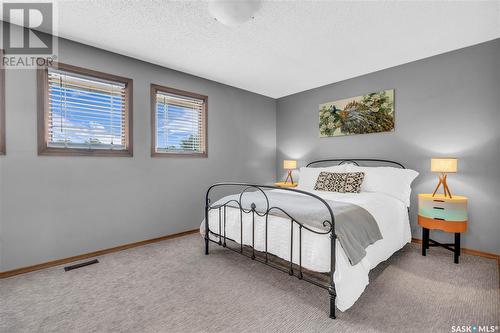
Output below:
[306,158,405,169]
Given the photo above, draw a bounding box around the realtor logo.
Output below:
[2,2,53,54]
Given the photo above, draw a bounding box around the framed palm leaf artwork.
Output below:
[319,89,395,137]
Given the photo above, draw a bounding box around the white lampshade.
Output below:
[283,160,297,170]
[208,0,262,26]
[431,158,458,173]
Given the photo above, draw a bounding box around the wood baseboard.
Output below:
[0,229,199,279]
[411,238,499,260]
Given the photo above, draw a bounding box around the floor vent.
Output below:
[64,259,99,272]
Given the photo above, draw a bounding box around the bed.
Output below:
[202,159,418,318]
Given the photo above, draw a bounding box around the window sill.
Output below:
[38,147,133,157]
[151,151,207,158]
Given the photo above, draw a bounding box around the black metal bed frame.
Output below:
[204,159,405,319]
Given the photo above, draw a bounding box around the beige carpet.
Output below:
[0,235,498,333]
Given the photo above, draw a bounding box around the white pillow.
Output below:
[344,164,419,206]
[297,165,347,192]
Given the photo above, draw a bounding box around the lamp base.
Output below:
[432,173,453,198]
[284,170,294,184]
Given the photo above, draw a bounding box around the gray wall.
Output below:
[276,39,500,255]
[1,26,497,272]
[0,30,276,271]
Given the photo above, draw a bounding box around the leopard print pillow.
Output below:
[314,172,364,193]
[314,172,347,192]
[344,172,365,193]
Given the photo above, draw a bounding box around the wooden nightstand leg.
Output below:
[454,233,461,264]
[422,228,429,256]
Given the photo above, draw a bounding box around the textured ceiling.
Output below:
[34,1,500,97]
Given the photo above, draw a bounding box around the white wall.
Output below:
[0,30,276,271]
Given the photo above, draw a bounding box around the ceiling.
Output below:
[25,1,500,98]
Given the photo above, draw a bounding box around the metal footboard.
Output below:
[204,183,337,319]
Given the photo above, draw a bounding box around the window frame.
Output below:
[0,49,5,155]
[150,84,208,158]
[37,62,133,157]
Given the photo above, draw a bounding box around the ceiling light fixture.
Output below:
[208,0,262,26]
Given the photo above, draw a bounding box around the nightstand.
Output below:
[418,193,468,264]
[274,182,298,188]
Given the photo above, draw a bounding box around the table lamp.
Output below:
[283,160,297,184]
[431,158,457,198]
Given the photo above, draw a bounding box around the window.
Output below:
[151,84,207,157]
[37,63,133,156]
[0,49,5,155]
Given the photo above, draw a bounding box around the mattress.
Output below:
[202,189,411,311]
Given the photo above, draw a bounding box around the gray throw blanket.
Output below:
[214,190,382,265]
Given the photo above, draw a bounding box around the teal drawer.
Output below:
[419,207,467,221]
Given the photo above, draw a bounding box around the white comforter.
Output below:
[201,190,411,311]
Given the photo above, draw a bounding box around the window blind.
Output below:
[155,91,206,153]
[47,68,127,150]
